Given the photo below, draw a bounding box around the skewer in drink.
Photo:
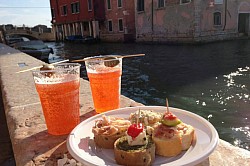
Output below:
[32,63,81,135]
[85,56,122,113]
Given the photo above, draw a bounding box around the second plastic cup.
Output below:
[85,56,122,113]
[32,63,81,135]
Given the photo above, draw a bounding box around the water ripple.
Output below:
[47,40,250,151]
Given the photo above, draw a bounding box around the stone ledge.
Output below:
[0,44,249,166]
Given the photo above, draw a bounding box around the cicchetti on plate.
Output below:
[67,106,219,166]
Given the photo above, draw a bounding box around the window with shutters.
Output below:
[107,0,111,10]
[137,0,144,12]
[214,12,222,25]
[61,5,67,16]
[88,0,92,11]
[118,19,123,31]
[108,20,113,32]
[71,2,80,14]
[118,0,122,8]
[158,0,165,8]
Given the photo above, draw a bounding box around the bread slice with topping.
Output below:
[129,110,163,126]
[178,123,195,150]
[94,132,125,149]
[152,123,182,157]
[152,111,195,157]
[114,136,155,166]
[152,122,195,157]
[92,115,131,149]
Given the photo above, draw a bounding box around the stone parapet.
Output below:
[0,44,249,165]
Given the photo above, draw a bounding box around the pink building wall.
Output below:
[100,0,136,42]
[135,0,250,43]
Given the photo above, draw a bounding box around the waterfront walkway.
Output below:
[0,43,249,166]
[0,89,15,165]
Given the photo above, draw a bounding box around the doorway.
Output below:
[238,13,249,36]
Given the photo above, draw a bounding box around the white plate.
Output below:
[67,106,219,166]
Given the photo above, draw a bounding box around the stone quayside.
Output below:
[0,44,249,165]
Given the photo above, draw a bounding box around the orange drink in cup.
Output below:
[85,56,122,113]
[32,63,81,135]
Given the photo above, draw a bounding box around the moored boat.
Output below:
[65,35,98,43]
[13,40,54,62]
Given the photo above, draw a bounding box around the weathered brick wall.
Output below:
[135,0,250,43]
[100,33,125,42]
[135,0,195,43]
[100,0,136,42]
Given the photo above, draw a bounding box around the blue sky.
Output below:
[0,0,51,27]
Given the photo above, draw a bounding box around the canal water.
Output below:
[46,39,250,151]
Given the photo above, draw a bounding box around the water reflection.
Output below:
[46,40,250,150]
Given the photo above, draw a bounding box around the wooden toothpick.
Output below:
[50,59,69,65]
[71,53,145,62]
[117,54,145,59]
[16,59,69,73]
[166,98,170,113]
[136,108,141,125]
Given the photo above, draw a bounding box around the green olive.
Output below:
[40,64,55,77]
[104,56,120,67]
[40,64,55,70]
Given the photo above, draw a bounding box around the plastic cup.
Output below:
[85,56,122,113]
[32,63,81,135]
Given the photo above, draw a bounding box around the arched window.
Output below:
[214,12,222,25]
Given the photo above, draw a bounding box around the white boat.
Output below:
[13,40,54,62]
[6,36,30,47]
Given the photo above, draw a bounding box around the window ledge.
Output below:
[156,7,166,10]
[137,11,145,14]
[214,25,223,27]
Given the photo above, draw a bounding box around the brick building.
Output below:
[50,0,135,42]
[50,0,105,41]
[50,0,250,43]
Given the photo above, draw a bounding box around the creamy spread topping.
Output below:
[126,130,148,146]
[129,110,162,126]
[92,115,131,136]
[153,123,189,139]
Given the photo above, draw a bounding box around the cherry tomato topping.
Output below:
[127,123,143,138]
[164,112,177,120]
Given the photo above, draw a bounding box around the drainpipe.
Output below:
[223,0,227,31]
[151,0,154,41]
[151,0,154,31]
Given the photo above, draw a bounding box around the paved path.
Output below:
[0,89,15,165]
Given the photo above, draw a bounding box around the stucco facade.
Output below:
[100,0,136,42]
[135,0,250,43]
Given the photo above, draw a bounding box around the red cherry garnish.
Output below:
[163,112,177,120]
[127,123,143,138]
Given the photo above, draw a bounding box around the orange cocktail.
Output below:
[33,63,80,135]
[85,56,122,113]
